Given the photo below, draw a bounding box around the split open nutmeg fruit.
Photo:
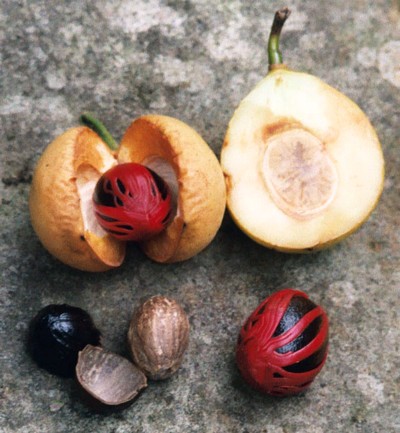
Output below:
[29,114,226,271]
[221,8,385,252]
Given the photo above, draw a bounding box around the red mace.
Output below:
[236,288,329,396]
[93,163,173,241]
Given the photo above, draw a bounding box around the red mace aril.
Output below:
[236,288,329,396]
[93,162,173,242]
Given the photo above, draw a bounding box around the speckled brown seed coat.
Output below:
[127,296,190,380]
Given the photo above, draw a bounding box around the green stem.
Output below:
[268,7,291,68]
[80,112,119,151]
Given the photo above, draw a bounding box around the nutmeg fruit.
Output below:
[221,8,384,252]
[29,114,226,271]
[127,296,189,380]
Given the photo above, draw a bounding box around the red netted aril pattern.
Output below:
[236,288,329,396]
[93,163,173,241]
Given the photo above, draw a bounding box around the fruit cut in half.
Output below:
[119,115,226,263]
[221,8,385,252]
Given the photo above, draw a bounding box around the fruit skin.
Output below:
[93,163,173,241]
[27,304,102,378]
[127,295,189,380]
[29,127,125,271]
[222,68,385,252]
[236,289,329,396]
[119,115,226,263]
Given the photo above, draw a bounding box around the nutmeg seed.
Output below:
[127,296,189,380]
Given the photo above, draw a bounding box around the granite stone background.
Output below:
[1,1,399,432]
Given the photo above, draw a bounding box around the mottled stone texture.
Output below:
[1,1,399,432]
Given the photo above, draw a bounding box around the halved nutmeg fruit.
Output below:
[221,8,384,252]
[29,114,226,271]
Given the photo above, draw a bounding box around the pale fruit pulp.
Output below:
[221,68,384,251]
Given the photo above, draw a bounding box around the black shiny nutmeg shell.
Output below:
[27,304,102,378]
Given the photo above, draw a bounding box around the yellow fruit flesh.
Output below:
[222,68,384,251]
[29,127,125,271]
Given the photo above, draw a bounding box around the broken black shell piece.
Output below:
[27,304,101,378]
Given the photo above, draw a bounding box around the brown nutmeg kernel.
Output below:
[76,345,147,409]
[127,296,189,380]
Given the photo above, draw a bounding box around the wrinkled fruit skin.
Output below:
[93,163,173,241]
[236,288,329,396]
[27,304,102,378]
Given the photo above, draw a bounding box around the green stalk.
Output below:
[80,112,119,151]
[268,7,291,68]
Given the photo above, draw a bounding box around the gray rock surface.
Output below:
[1,1,399,432]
